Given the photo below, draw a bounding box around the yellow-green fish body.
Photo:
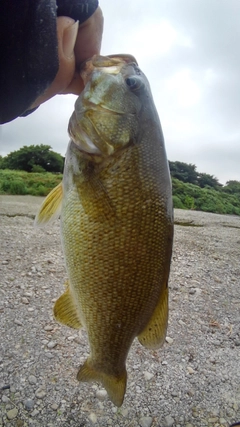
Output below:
[35,55,173,406]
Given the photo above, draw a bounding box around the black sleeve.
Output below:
[0,0,99,124]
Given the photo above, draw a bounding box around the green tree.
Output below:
[223,180,240,194]
[0,145,64,173]
[197,172,222,189]
[169,161,198,184]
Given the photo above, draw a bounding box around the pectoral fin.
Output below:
[74,163,115,223]
[138,286,168,350]
[54,283,82,329]
[77,359,127,407]
[34,182,63,227]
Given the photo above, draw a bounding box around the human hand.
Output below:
[31,7,103,109]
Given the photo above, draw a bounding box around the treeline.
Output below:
[0,146,240,215]
[169,161,240,215]
[0,145,64,173]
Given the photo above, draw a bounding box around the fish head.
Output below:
[68,54,150,158]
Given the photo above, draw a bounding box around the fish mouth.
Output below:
[79,54,138,85]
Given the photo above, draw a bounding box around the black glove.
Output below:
[0,0,98,124]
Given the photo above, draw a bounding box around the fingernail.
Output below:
[62,21,79,58]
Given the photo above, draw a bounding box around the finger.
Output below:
[31,17,79,108]
[61,7,104,95]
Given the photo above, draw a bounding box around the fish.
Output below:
[35,54,173,407]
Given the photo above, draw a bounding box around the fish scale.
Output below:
[35,54,173,406]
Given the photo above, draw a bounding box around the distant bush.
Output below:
[172,178,240,216]
[31,164,46,173]
[0,169,239,217]
[0,169,62,197]
[1,178,27,195]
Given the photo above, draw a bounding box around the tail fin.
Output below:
[77,359,127,407]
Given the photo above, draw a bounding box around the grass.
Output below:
[0,169,62,197]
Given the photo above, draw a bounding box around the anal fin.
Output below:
[54,282,82,329]
[77,359,127,407]
[138,286,168,350]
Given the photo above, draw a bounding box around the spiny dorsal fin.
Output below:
[34,182,63,227]
[54,283,82,329]
[77,359,127,407]
[138,286,168,350]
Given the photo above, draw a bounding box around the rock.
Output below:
[96,389,107,401]
[139,416,153,427]
[51,403,59,410]
[31,409,39,417]
[28,375,37,385]
[165,336,173,344]
[35,388,46,399]
[21,297,29,304]
[2,395,10,403]
[121,408,129,417]
[178,320,185,326]
[7,408,18,420]
[14,319,23,326]
[208,417,218,423]
[24,399,35,411]
[88,413,97,424]
[165,415,174,427]
[44,325,54,331]
[187,367,195,374]
[144,371,154,381]
[47,341,57,349]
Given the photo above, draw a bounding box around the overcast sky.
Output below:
[1,0,240,184]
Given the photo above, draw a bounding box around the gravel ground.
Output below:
[0,195,239,427]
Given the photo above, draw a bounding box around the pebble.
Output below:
[2,395,10,403]
[96,389,107,401]
[47,341,57,349]
[28,375,37,385]
[24,399,35,411]
[31,409,39,417]
[166,336,174,344]
[88,413,98,424]
[187,367,195,374]
[165,415,175,427]
[139,416,153,427]
[14,319,23,326]
[21,297,29,304]
[165,415,174,427]
[51,403,59,410]
[35,388,46,399]
[179,320,185,326]
[121,408,129,417]
[144,371,154,381]
[7,408,18,420]
[44,325,54,331]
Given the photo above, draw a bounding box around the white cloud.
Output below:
[165,68,201,108]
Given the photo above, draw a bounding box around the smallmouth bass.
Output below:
[35,54,173,406]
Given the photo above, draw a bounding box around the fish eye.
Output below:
[125,76,143,91]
